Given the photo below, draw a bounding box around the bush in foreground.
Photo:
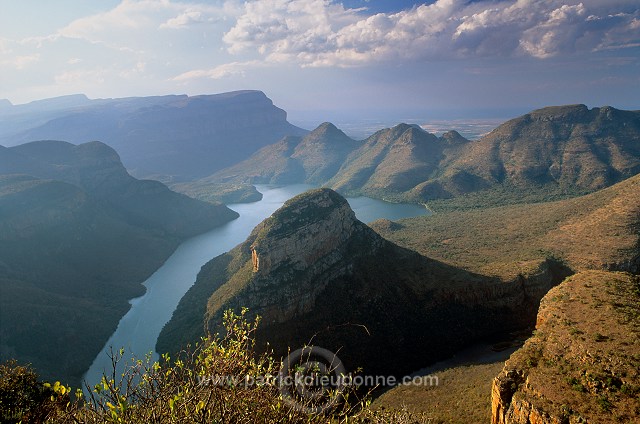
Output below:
[1,309,425,423]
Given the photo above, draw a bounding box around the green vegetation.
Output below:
[371,173,639,278]
[208,122,360,186]
[373,361,505,424]
[210,105,640,208]
[1,310,424,423]
[170,181,263,204]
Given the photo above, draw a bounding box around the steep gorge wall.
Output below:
[491,271,640,424]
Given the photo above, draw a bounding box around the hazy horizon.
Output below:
[1,0,638,119]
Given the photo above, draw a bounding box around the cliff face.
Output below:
[159,189,570,378]
[491,271,640,424]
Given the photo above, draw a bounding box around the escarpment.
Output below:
[491,271,640,424]
[159,188,570,378]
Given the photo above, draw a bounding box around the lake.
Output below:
[84,184,429,389]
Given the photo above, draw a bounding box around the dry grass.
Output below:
[373,362,504,424]
[500,271,640,423]
[371,174,639,280]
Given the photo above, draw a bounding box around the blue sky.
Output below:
[1,0,639,121]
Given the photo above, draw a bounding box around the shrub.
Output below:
[1,309,418,423]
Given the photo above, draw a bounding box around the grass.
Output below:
[496,271,640,423]
[372,362,505,424]
[370,173,639,279]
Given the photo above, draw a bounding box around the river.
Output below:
[83,184,430,389]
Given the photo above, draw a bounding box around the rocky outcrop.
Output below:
[491,271,640,424]
[159,188,571,378]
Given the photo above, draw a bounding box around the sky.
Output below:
[1,0,639,122]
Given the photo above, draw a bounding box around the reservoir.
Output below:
[84,185,429,389]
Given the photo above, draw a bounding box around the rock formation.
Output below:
[492,271,640,424]
[158,188,570,378]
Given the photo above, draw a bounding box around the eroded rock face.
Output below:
[250,190,362,273]
[240,189,383,323]
[491,271,640,424]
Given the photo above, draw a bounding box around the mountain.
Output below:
[157,188,569,378]
[206,105,640,207]
[174,122,359,204]
[0,91,307,180]
[331,105,640,202]
[206,122,360,185]
[417,104,640,200]
[366,174,639,421]
[327,124,470,198]
[492,270,640,424]
[0,140,238,386]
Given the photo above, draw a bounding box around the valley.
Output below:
[0,93,638,423]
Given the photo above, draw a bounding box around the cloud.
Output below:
[160,10,208,29]
[173,60,264,81]
[0,53,40,70]
[222,0,640,66]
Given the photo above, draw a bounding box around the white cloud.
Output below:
[222,0,640,66]
[54,67,109,86]
[173,60,264,80]
[160,10,208,29]
[0,53,40,70]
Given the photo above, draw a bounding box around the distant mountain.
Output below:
[207,122,360,185]
[327,124,470,198]
[0,140,238,387]
[416,104,640,200]
[0,91,307,180]
[207,105,640,206]
[174,122,359,205]
[158,189,567,378]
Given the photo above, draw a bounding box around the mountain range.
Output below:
[0,140,238,386]
[0,91,307,180]
[203,104,640,206]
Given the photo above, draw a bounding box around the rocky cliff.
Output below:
[158,188,570,378]
[491,271,640,424]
